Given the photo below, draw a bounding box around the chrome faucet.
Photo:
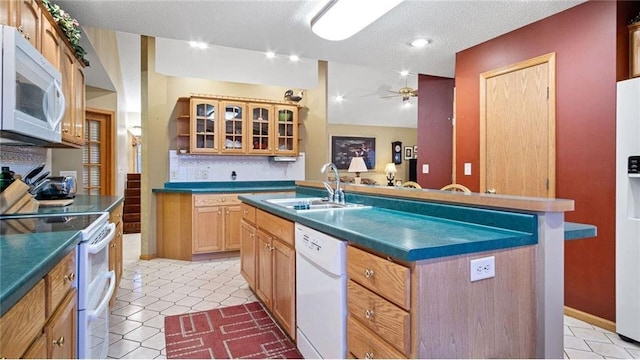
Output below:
[320,162,344,204]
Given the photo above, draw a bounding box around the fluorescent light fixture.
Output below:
[266,51,276,58]
[410,38,430,48]
[311,0,404,41]
[289,55,300,62]
[189,41,208,49]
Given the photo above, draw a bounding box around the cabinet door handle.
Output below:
[364,269,374,278]
[364,352,374,359]
[365,309,374,319]
[249,233,254,238]
[64,273,75,282]
[243,210,248,215]
[52,336,65,347]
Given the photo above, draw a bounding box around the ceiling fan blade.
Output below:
[380,94,400,98]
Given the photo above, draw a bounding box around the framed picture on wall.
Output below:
[404,146,413,160]
[330,136,376,170]
[413,145,418,159]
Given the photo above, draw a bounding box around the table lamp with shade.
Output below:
[385,163,397,186]
[348,156,368,184]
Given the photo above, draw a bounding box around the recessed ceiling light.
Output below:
[289,55,300,62]
[400,70,409,77]
[335,95,344,102]
[266,51,276,59]
[189,41,208,49]
[410,38,430,48]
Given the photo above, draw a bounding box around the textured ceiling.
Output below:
[55,0,585,78]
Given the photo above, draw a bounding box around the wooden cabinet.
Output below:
[247,103,274,154]
[0,1,12,25]
[274,105,298,156]
[221,101,246,153]
[46,290,77,359]
[243,208,296,340]
[176,96,300,156]
[15,0,41,49]
[347,245,411,358]
[347,244,537,358]
[40,14,61,69]
[240,218,257,289]
[58,50,86,147]
[156,192,243,260]
[109,202,124,306]
[0,249,77,359]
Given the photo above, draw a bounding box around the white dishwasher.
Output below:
[295,223,347,359]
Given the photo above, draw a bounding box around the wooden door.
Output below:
[192,206,223,253]
[480,53,556,197]
[83,109,114,195]
[224,205,242,250]
[16,0,40,50]
[247,104,274,154]
[73,58,86,145]
[40,17,60,69]
[60,48,75,143]
[190,99,219,153]
[46,290,77,359]
[271,239,295,339]
[255,230,273,309]
[240,220,256,289]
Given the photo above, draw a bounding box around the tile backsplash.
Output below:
[0,145,49,179]
[168,151,305,182]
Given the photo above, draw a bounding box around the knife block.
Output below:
[0,180,39,214]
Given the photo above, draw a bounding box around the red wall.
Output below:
[455,1,621,321]
[416,75,454,188]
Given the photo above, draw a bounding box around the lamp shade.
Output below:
[348,157,368,173]
[384,163,397,174]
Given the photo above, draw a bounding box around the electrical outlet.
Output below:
[470,256,495,282]
[422,164,429,174]
[170,170,178,180]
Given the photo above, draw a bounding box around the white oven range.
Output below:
[76,212,116,359]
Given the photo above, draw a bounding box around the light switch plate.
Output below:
[422,164,429,174]
[464,163,472,176]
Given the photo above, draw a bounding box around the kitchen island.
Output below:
[238,181,596,359]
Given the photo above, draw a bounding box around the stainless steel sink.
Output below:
[264,197,370,212]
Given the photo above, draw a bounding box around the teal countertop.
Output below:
[0,231,80,316]
[153,180,296,194]
[240,193,538,261]
[239,191,597,261]
[35,195,124,214]
[0,195,123,316]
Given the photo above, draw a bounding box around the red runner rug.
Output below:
[164,301,302,359]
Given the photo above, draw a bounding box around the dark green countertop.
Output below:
[152,181,296,194]
[239,192,597,261]
[239,193,537,261]
[0,231,80,316]
[0,195,123,316]
[35,195,124,214]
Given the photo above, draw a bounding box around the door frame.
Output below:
[85,107,116,195]
[479,52,557,197]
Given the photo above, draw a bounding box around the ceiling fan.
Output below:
[381,77,418,101]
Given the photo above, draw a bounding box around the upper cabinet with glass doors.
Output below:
[178,96,299,156]
[274,105,298,156]
[190,99,219,153]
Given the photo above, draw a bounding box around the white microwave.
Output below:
[1,25,65,146]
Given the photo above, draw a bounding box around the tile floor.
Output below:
[108,233,640,359]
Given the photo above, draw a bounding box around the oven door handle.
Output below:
[87,270,116,320]
[87,223,116,254]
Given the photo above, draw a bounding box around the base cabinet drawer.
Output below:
[347,316,405,359]
[0,279,46,359]
[348,280,410,355]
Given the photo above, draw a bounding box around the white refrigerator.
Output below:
[616,77,640,343]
